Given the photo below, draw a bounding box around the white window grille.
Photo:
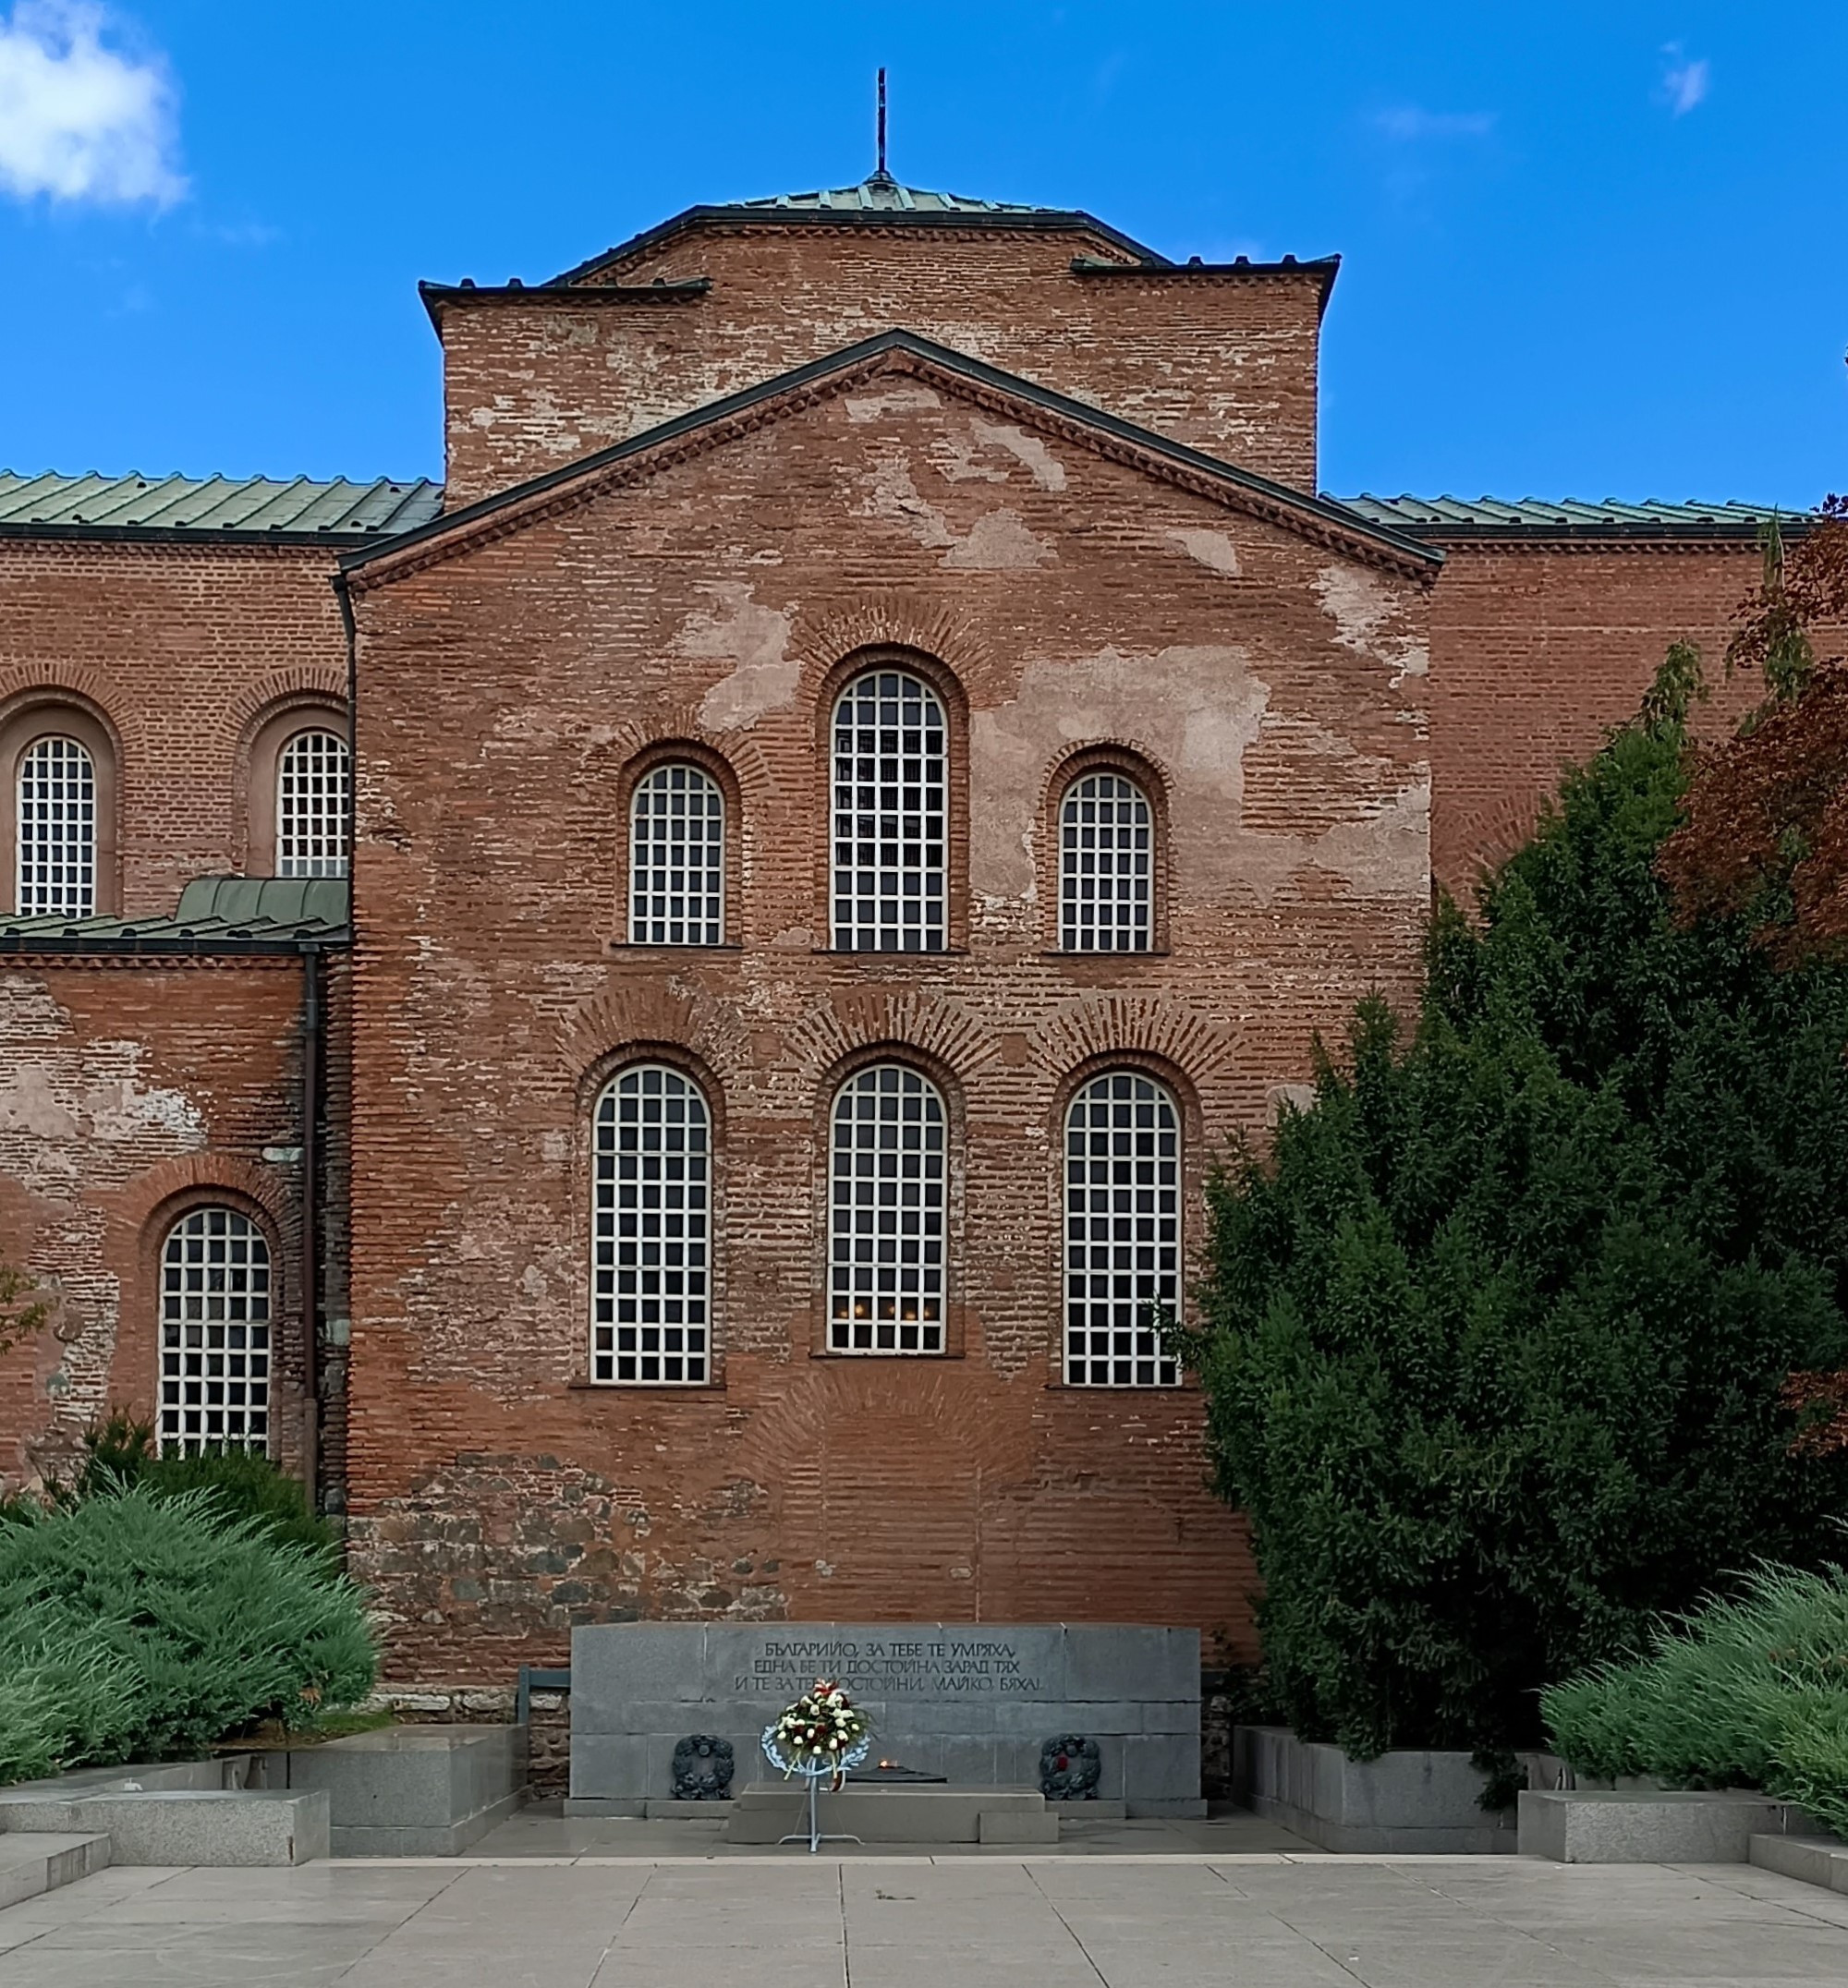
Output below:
[16,735,96,916]
[593,1064,711,1384]
[831,669,947,952]
[276,730,350,878]
[1064,1071,1181,1386]
[628,763,724,945]
[1060,771,1152,952]
[829,1063,946,1353]
[158,1208,272,1452]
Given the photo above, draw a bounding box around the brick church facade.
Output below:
[0,176,1791,1683]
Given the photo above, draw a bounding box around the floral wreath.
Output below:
[763,1678,873,1789]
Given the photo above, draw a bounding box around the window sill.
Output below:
[566,1376,727,1391]
[606,941,744,955]
[1044,1379,1195,1394]
[1039,948,1170,961]
[814,947,970,960]
[809,1348,967,1361]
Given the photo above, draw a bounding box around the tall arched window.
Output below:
[1060,771,1152,952]
[1064,1071,1181,1386]
[628,763,724,945]
[276,729,350,878]
[592,1064,711,1384]
[16,734,96,916]
[829,1063,945,1353]
[158,1207,272,1453]
[832,669,947,952]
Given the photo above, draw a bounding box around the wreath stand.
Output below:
[761,1727,872,1852]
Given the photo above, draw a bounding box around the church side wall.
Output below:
[0,538,348,917]
[439,230,1323,503]
[0,956,315,1485]
[1424,537,1808,898]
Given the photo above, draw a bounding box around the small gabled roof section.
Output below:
[0,876,349,955]
[1340,493,1801,540]
[552,174,1167,284]
[0,471,442,544]
[339,329,1441,589]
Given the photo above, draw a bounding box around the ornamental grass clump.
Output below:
[1542,1560,1848,1838]
[0,1483,377,1786]
[771,1679,871,1788]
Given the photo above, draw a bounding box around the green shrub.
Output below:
[0,1484,376,1785]
[1542,1561,1848,1834]
[1180,665,1848,1761]
[38,1411,342,1567]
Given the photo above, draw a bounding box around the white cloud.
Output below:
[1660,44,1710,116]
[1373,105,1495,142]
[0,2,183,205]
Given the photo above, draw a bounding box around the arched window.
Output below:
[16,734,96,916]
[158,1207,272,1453]
[628,763,724,945]
[275,729,350,879]
[1064,1072,1181,1386]
[831,669,947,952]
[829,1063,945,1353]
[1060,771,1152,952]
[592,1064,711,1384]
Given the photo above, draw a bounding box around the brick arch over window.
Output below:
[819,649,968,953]
[241,698,350,878]
[0,692,120,916]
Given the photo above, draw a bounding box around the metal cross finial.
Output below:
[877,67,887,177]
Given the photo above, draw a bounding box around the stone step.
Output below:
[724,1781,1058,1845]
[1749,1832,1848,1894]
[0,1833,112,1911]
[0,1790,327,1867]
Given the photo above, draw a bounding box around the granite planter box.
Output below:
[1519,1788,1814,1864]
[251,1723,528,1855]
[1233,1725,1521,1854]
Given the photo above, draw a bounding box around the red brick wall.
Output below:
[439,226,1324,503]
[0,539,347,917]
[1426,539,1779,897]
[345,350,1430,1678]
[0,956,314,1484]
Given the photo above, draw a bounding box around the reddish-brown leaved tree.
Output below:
[1658,496,1848,963]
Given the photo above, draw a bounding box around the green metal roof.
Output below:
[1337,494,1795,537]
[730,173,1053,217]
[0,876,348,953]
[0,472,442,541]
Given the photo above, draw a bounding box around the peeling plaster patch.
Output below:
[855,446,955,551]
[680,583,799,730]
[1315,781,1433,896]
[1266,1083,1317,1125]
[1169,528,1241,576]
[972,421,1067,491]
[942,509,1053,571]
[1315,564,1428,679]
[845,385,944,423]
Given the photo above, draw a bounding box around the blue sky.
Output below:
[0,0,1842,504]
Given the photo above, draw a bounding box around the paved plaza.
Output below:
[4,1849,1848,1986]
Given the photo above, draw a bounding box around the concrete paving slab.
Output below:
[3,1840,1848,1985]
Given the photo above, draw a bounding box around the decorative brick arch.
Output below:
[777,987,1002,1090]
[1027,992,1239,1089]
[555,981,751,1098]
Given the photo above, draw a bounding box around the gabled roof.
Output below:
[0,472,441,544]
[339,329,1441,588]
[551,176,1167,285]
[1340,493,1795,540]
[0,876,349,955]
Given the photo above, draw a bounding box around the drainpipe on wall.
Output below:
[299,940,322,1509]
